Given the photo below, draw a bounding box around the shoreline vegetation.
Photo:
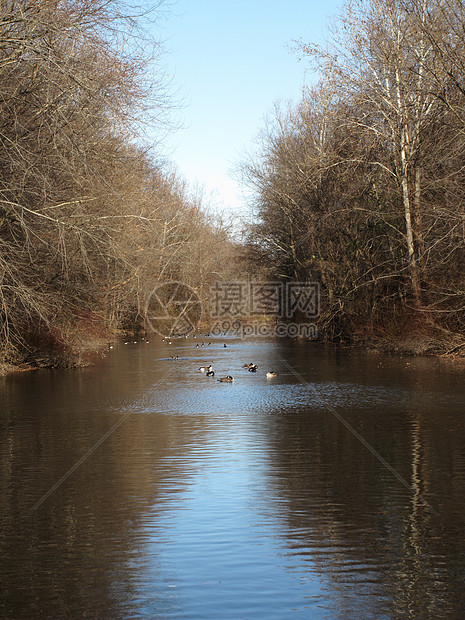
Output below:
[0,1,238,373]
[2,0,465,375]
[2,299,465,376]
[239,0,465,359]
[2,316,465,378]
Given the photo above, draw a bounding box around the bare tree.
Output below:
[0,1,239,368]
[242,0,465,347]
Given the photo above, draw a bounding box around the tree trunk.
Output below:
[413,166,425,269]
[400,138,422,306]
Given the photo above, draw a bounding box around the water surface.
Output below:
[1,336,465,618]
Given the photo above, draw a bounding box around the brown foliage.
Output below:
[240,0,465,346]
[0,1,238,367]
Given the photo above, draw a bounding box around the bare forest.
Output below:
[241,0,465,354]
[4,0,465,371]
[0,0,238,370]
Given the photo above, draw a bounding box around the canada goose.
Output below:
[199,364,212,372]
[247,364,258,372]
[217,375,234,383]
[266,371,278,378]
[206,370,215,377]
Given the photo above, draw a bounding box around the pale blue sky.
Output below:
[158,0,343,217]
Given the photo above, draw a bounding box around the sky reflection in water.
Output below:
[1,337,465,618]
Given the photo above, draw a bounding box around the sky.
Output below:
[156,0,343,220]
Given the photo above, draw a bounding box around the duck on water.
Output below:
[243,363,258,372]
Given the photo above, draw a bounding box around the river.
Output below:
[1,335,465,618]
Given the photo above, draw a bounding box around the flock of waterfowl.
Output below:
[197,359,278,383]
[158,332,279,382]
[114,333,279,382]
[122,337,149,345]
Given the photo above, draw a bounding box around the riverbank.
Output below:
[2,319,465,377]
[349,321,465,358]
[0,334,111,376]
